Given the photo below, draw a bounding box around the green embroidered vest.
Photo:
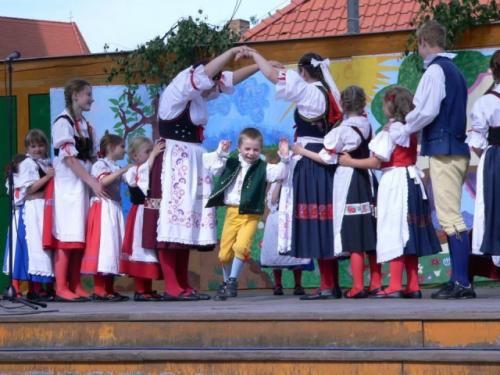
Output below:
[206,157,267,215]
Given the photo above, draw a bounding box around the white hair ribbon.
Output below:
[310,58,341,104]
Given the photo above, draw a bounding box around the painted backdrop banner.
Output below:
[50,47,497,290]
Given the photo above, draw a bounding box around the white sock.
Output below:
[222,263,232,282]
[229,257,245,280]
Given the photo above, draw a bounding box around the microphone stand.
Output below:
[2,53,46,310]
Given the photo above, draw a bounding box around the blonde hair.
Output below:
[127,136,153,162]
[24,129,49,158]
[416,20,446,49]
[238,127,263,148]
[341,85,366,115]
[384,86,415,123]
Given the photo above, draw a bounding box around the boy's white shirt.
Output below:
[202,143,289,206]
[400,52,456,138]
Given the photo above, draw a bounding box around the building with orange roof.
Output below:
[242,0,494,42]
[0,16,90,59]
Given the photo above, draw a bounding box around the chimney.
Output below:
[347,0,360,34]
[228,19,250,36]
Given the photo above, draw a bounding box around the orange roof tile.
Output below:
[243,0,497,42]
[0,16,90,59]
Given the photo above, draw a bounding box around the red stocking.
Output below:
[384,256,404,293]
[405,255,420,293]
[69,250,89,297]
[55,249,78,299]
[273,269,283,287]
[368,253,382,291]
[347,252,364,297]
[293,269,302,287]
[93,274,107,296]
[317,259,334,290]
[135,277,149,294]
[158,250,184,297]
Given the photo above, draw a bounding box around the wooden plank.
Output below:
[0,362,402,375]
[404,363,500,375]
[0,320,422,349]
[424,321,500,348]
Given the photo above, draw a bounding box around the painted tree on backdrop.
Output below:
[104,10,239,141]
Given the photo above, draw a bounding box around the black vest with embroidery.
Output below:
[159,102,203,143]
[206,157,267,215]
[294,86,334,138]
[129,186,146,205]
[53,114,94,161]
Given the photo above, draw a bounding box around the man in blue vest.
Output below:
[395,20,475,299]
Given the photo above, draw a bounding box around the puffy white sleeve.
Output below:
[276,70,326,119]
[16,159,40,195]
[202,142,230,177]
[218,71,235,95]
[52,118,78,158]
[266,154,290,182]
[124,163,150,196]
[320,126,364,164]
[91,160,111,181]
[159,65,216,120]
[369,131,395,162]
[466,98,489,150]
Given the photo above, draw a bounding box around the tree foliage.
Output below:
[406,0,499,53]
[105,11,239,86]
[104,11,239,140]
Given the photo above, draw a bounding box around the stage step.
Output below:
[1,316,500,350]
[1,349,500,374]
[2,290,500,374]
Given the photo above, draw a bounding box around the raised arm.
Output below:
[232,64,259,85]
[204,46,253,79]
[250,50,280,84]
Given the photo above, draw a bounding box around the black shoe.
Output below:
[161,292,198,301]
[226,277,238,298]
[213,282,228,301]
[300,288,341,300]
[273,285,284,296]
[293,285,305,296]
[134,292,162,302]
[403,290,422,299]
[370,289,404,299]
[432,281,476,299]
[430,281,455,299]
[186,290,211,300]
[343,289,369,299]
[367,287,382,296]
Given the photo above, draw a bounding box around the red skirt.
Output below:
[120,204,162,279]
[80,201,102,274]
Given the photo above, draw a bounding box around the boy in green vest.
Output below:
[204,127,290,300]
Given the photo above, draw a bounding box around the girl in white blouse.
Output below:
[468,50,500,264]
[46,79,107,302]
